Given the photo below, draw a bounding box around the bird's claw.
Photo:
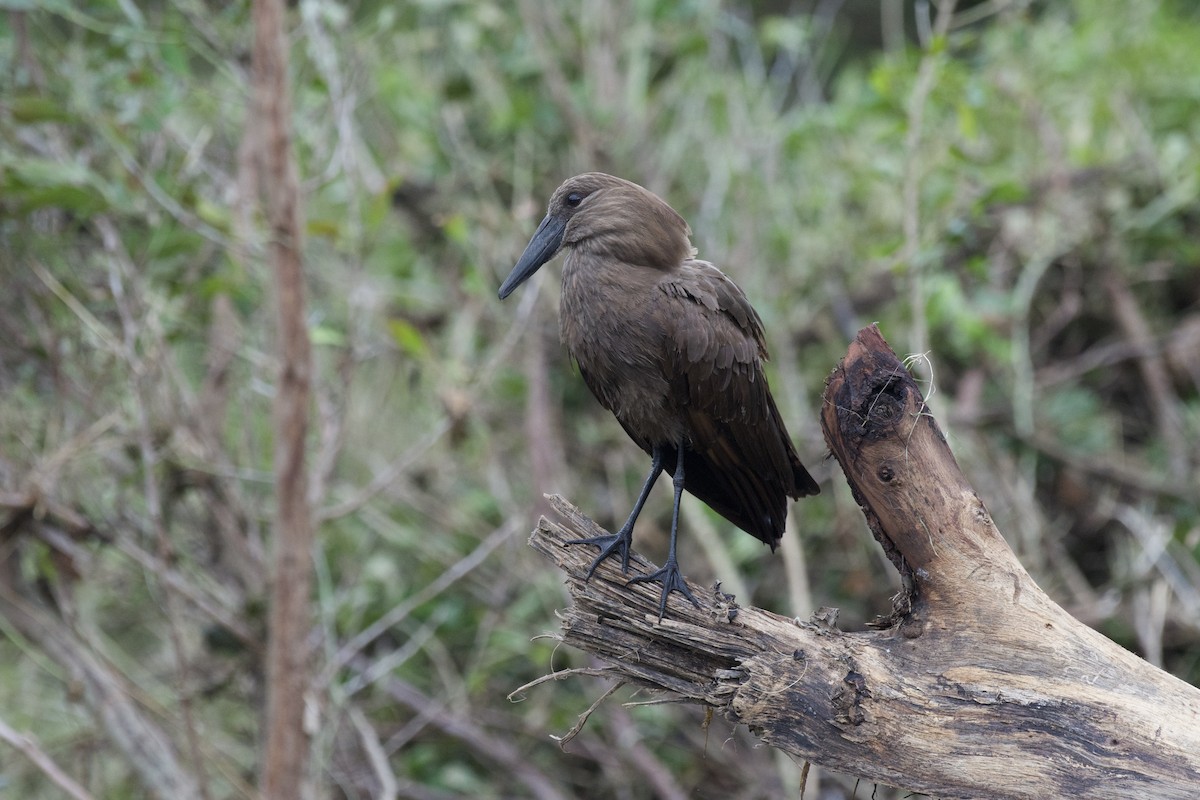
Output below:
[626,559,700,622]
[566,529,633,578]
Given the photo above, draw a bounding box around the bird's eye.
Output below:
[565,192,584,207]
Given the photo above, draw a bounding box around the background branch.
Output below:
[0,714,95,800]
[251,0,315,797]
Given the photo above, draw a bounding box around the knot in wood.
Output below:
[833,668,872,726]
[877,464,895,483]
[900,617,924,639]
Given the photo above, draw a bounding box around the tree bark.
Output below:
[251,1,314,798]
[528,325,1200,799]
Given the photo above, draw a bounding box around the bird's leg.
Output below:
[627,443,700,621]
[567,446,664,579]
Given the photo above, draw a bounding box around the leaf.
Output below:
[307,217,342,240]
[8,94,75,124]
[956,101,979,141]
[441,213,468,245]
[1,155,113,214]
[387,318,429,359]
[310,324,346,347]
[159,40,189,76]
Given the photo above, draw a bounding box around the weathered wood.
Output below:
[528,325,1200,799]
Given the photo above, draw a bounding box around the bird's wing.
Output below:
[656,262,817,544]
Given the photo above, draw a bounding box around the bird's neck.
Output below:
[571,234,690,272]
[561,249,668,301]
[559,250,666,349]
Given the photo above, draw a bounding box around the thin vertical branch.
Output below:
[881,0,906,53]
[252,1,314,798]
[901,0,957,374]
[524,316,565,522]
[1103,267,1189,481]
[348,708,398,800]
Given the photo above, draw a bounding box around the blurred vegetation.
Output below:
[1,0,1198,797]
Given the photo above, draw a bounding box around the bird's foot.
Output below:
[626,559,700,622]
[566,528,633,579]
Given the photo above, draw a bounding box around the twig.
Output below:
[1020,430,1192,502]
[317,152,546,526]
[321,520,520,684]
[300,5,385,195]
[28,260,123,357]
[377,675,569,800]
[508,666,626,701]
[0,714,95,800]
[315,418,452,522]
[551,681,625,749]
[338,606,448,697]
[901,0,958,375]
[0,588,202,799]
[109,532,260,651]
[97,215,212,800]
[348,707,398,800]
[514,0,599,163]
[605,703,690,800]
[524,315,566,521]
[1103,266,1189,480]
[95,121,233,249]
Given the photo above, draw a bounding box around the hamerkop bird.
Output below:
[499,173,819,619]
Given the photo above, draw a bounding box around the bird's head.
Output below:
[498,173,691,300]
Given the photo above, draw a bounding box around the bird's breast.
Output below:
[559,261,685,446]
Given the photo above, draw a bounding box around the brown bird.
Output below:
[499,173,819,619]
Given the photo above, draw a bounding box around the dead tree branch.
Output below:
[527,325,1200,799]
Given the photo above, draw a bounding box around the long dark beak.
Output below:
[498,214,567,300]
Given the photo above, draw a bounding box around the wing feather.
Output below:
[656,262,818,545]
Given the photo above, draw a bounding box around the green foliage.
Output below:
[0,0,1198,797]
